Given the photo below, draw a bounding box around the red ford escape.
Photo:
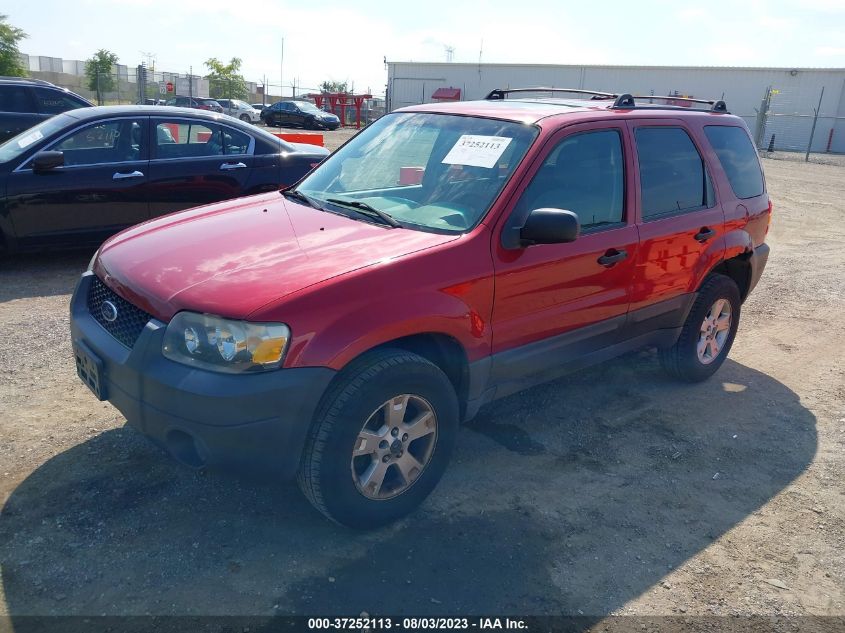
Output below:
[70,88,771,528]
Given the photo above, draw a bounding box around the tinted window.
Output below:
[704,125,764,199]
[636,127,713,218]
[32,87,88,114]
[0,86,35,113]
[51,119,146,166]
[517,129,625,229]
[154,120,250,157]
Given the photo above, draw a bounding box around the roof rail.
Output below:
[613,95,729,113]
[485,87,618,100]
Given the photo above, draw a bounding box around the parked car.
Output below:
[0,105,328,252]
[251,103,266,112]
[0,77,93,143]
[262,100,340,130]
[70,89,770,528]
[164,96,224,113]
[215,98,260,123]
[137,98,166,106]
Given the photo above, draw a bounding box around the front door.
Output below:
[6,117,150,247]
[490,122,639,384]
[147,118,256,217]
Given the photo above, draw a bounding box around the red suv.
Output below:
[70,88,771,528]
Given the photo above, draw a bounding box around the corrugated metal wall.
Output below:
[387,62,845,153]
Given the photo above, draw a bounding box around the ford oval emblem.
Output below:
[101,300,118,323]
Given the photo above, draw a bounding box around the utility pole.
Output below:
[189,65,193,100]
[280,37,285,99]
[805,86,825,162]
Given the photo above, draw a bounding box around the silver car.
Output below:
[216,98,261,123]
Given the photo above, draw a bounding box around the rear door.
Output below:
[6,116,150,247]
[626,120,725,331]
[147,117,256,217]
[490,121,639,382]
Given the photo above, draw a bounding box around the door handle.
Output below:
[597,249,628,267]
[112,170,144,180]
[694,227,716,242]
[220,162,247,170]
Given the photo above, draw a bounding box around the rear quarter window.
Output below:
[704,125,764,199]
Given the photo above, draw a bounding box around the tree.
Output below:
[0,14,27,77]
[320,80,348,94]
[85,49,119,99]
[205,57,248,100]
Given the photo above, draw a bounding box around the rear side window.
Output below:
[635,127,714,219]
[32,87,89,114]
[704,125,764,199]
[0,86,35,113]
[154,121,251,157]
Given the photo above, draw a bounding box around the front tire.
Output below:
[298,349,459,528]
[659,274,741,382]
[239,114,251,122]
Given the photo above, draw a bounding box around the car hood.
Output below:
[95,192,458,321]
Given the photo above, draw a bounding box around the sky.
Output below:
[7,0,845,96]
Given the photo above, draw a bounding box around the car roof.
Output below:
[399,97,742,126]
[62,105,229,120]
[0,76,56,86]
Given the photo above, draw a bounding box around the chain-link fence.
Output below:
[753,85,845,165]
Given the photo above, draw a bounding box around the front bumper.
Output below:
[70,272,335,478]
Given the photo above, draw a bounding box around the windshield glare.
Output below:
[0,114,74,164]
[297,112,538,233]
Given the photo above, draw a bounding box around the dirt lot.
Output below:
[0,152,843,626]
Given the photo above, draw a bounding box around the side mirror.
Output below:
[503,208,580,249]
[32,151,64,172]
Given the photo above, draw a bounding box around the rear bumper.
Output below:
[748,243,770,296]
[70,272,335,479]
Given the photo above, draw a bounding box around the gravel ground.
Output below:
[0,156,843,626]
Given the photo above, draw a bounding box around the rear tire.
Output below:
[659,274,741,382]
[298,349,459,529]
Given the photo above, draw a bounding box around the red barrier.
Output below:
[272,132,324,147]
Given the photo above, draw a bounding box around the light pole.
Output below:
[280,37,285,99]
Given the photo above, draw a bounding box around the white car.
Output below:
[216,98,261,123]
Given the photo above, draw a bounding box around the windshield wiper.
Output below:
[282,188,324,210]
[325,198,401,228]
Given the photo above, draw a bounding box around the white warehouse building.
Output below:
[386,61,845,153]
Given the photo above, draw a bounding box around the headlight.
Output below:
[162,312,290,373]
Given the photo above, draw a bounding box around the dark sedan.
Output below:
[0,106,329,253]
[262,100,340,130]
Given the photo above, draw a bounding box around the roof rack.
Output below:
[485,87,618,100]
[613,94,729,113]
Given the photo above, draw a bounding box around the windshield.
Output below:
[0,114,74,164]
[296,112,538,233]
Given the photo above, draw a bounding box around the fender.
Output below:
[289,288,489,370]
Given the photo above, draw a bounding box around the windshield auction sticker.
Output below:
[17,130,43,149]
[442,135,512,169]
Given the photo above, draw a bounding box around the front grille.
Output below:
[87,276,152,348]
